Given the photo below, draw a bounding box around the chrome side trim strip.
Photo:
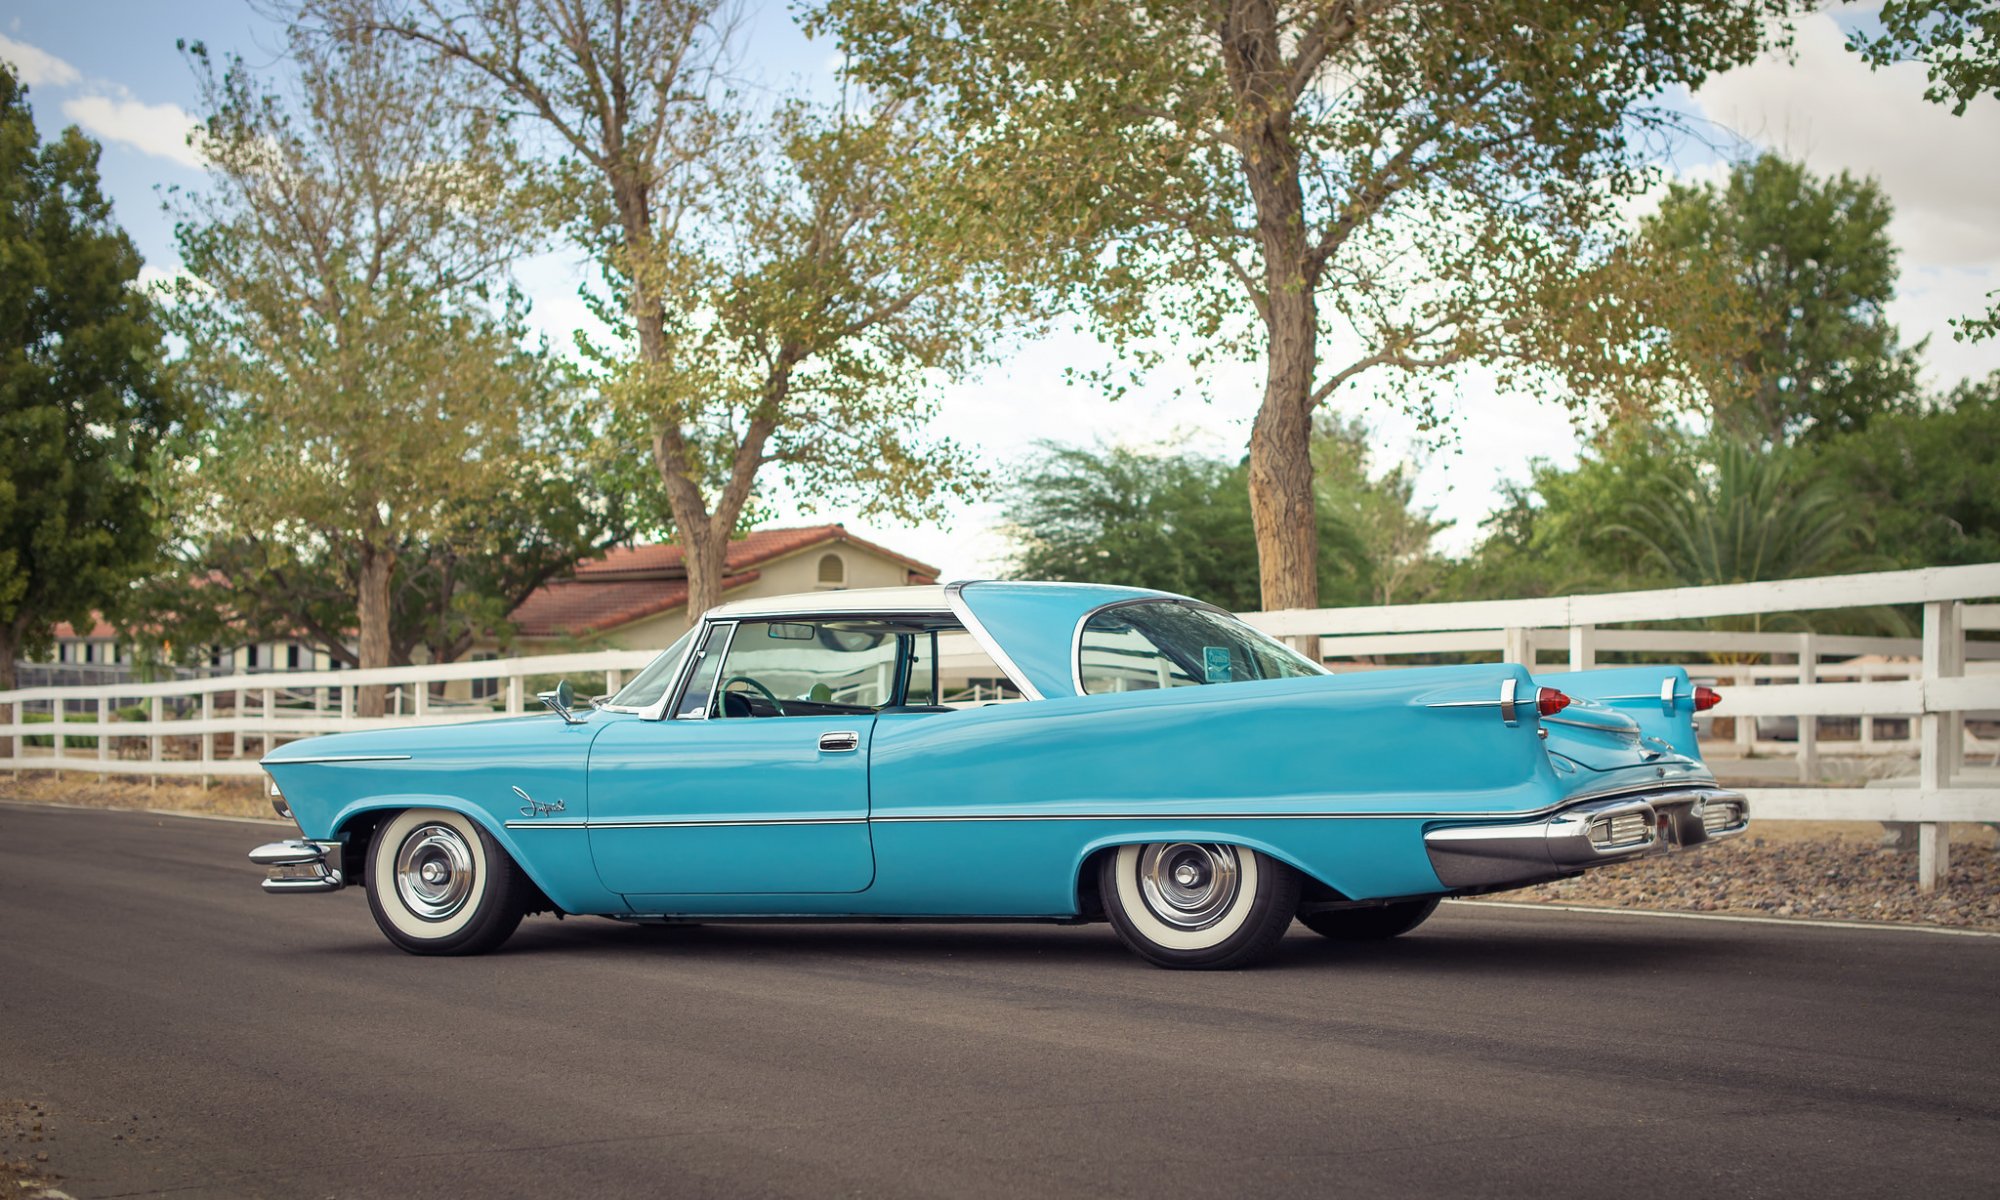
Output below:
[944,581,1045,702]
[262,754,413,765]
[506,817,868,831]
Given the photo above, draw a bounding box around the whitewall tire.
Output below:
[1100,842,1300,969]
[365,808,528,956]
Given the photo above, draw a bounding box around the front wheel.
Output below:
[365,808,529,956]
[1100,842,1300,969]
[1296,898,1440,941]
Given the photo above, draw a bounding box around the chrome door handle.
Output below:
[818,731,860,753]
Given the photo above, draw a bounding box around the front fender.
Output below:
[331,794,623,917]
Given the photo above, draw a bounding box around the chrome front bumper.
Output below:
[249,839,345,894]
[1425,788,1748,891]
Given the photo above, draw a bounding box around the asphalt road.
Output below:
[4,802,1997,1200]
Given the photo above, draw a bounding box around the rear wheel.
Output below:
[1296,898,1440,941]
[365,808,528,956]
[1099,842,1300,969]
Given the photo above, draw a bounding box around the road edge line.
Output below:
[1453,898,2000,938]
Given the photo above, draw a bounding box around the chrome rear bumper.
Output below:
[1425,788,1748,891]
[249,839,345,894]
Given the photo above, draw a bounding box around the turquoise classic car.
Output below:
[250,581,1746,968]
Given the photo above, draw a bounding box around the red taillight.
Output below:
[1536,687,1570,717]
[1693,686,1721,712]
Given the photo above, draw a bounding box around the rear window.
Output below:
[1076,601,1323,695]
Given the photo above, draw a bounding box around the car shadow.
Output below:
[478,914,1714,976]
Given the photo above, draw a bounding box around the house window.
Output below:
[816,552,846,590]
[287,644,303,669]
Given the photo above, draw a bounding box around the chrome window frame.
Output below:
[1070,598,1327,699]
[595,630,700,717]
[663,620,741,721]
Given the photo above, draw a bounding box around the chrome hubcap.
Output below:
[394,824,475,922]
[1137,843,1241,930]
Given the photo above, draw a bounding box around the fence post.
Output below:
[505,673,523,715]
[262,687,275,759]
[1567,625,1595,671]
[233,687,244,760]
[50,695,64,780]
[201,690,214,790]
[413,679,429,722]
[149,695,163,788]
[1796,632,1818,783]
[1503,627,1532,666]
[98,695,109,764]
[1917,601,1964,892]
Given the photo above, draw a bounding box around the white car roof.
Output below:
[706,584,954,620]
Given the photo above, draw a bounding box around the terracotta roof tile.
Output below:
[511,524,939,638]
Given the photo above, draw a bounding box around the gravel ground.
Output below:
[1476,822,2000,930]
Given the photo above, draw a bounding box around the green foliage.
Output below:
[0,66,180,686]
[1604,439,1876,590]
[1002,421,1446,610]
[160,28,633,671]
[1851,1,2000,115]
[1803,372,2000,569]
[331,0,1026,614]
[816,0,1791,609]
[1643,155,1921,444]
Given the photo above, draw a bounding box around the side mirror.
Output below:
[537,679,583,725]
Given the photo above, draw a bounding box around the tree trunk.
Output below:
[356,543,394,718]
[680,520,730,621]
[1247,284,1321,616]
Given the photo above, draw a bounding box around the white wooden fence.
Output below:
[5,563,1996,890]
[1246,562,2000,890]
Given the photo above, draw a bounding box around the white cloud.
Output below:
[61,93,203,168]
[0,32,80,88]
[1691,12,2000,266]
[1687,11,2000,392]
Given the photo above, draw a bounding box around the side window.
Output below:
[713,622,899,717]
[1077,601,1322,695]
[673,623,735,718]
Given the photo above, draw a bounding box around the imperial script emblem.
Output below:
[512,786,568,818]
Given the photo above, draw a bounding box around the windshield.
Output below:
[1076,601,1323,695]
[606,629,696,709]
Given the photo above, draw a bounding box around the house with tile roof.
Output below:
[492,524,941,655]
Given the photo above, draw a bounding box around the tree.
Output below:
[170,28,566,714]
[1804,372,2000,569]
[1003,419,1443,610]
[1643,156,1921,444]
[1850,3,2000,340]
[1447,427,1689,600]
[139,392,641,670]
[0,66,177,697]
[1606,438,1876,597]
[335,0,1020,617]
[819,0,1784,615]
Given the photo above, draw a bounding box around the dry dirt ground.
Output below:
[6,774,1994,931]
[1476,819,2000,930]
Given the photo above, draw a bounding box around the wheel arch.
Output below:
[332,795,560,913]
[1069,830,1346,916]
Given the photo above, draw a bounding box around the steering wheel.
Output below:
[718,675,785,717]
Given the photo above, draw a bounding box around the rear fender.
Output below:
[1534,666,1702,759]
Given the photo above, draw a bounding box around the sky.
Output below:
[5,1,1998,581]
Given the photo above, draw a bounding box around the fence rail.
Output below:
[6,563,1998,890]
